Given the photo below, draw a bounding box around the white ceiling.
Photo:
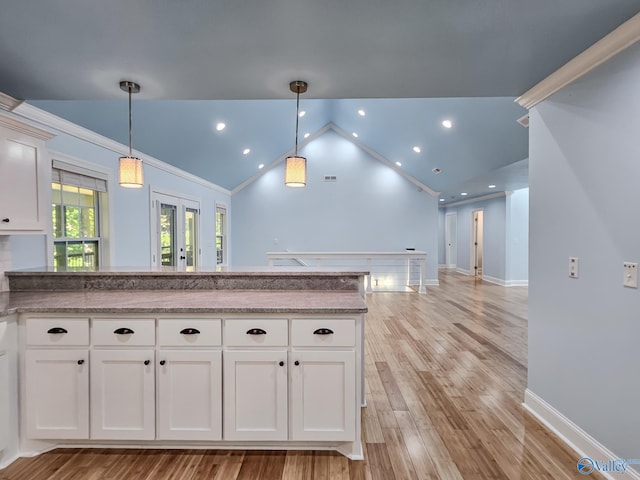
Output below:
[1,0,638,201]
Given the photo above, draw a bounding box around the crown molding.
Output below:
[440,191,507,208]
[0,91,22,112]
[12,102,231,196]
[0,110,55,140]
[516,12,640,109]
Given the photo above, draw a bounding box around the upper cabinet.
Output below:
[0,114,54,235]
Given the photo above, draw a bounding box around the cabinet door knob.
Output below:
[114,327,134,335]
[294,360,300,366]
[77,359,85,365]
[144,360,150,365]
[246,328,267,335]
[1,218,9,223]
[278,361,285,367]
[47,327,68,334]
[313,328,334,335]
[180,328,200,335]
[160,360,166,366]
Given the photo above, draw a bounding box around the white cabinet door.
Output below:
[290,350,356,441]
[0,352,8,450]
[25,349,89,439]
[157,350,222,441]
[90,349,155,440]
[0,122,49,233]
[223,350,288,441]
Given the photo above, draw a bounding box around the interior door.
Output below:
[151,192,200,270]
[445,213,457,268]
[472,210,484,277]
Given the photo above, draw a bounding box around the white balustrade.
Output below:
[266,251,428,294]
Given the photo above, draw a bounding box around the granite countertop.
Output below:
[6,266,370,276]
[0,289,368,317]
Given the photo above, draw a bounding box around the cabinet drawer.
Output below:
[224,319,288,347]
[92,319,155,346]
[26,318,90,346]
[158,319,222,347]
[291,318,355,347]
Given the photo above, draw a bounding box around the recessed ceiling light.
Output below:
[352,132,358,138]
[442,119,453,129]
[439,198,445,202]
[243,148,251,155]
[258,164,264,169]
[432,167,442,174]
[461,192,468,196]
[488,184,496,189]
[303,132,310,139]
[215,122,226,132]
[413,146,421,153]
[395,161,402,167]
[357,109,366,117]
[298,110,306,117]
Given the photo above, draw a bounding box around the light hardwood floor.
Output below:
[1,271,596,479]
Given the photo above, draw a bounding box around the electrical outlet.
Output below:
[623,262,638,288]
[569,257,579,278]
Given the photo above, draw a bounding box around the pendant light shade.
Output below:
[118,80,144,188]
[284,155,306,187]
[285,80,308,187]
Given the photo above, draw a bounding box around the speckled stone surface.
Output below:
[0,289,367,317]
[7,267,368,292]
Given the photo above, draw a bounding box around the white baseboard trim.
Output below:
[506,279,528,287]
[482,274,505,286]
[438,264,446,269]
[456,267,471,276]
[523,389,640,479]
[0,453,19,471]
[425,279,440,287]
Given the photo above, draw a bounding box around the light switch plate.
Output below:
[569,257,579,278]
[623,262,638,288]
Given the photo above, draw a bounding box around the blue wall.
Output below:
[442,189,529,285]
[231,129,440,283]
[9,120,230,269]
[528,41,640,461]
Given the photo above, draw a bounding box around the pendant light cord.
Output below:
[128,85,133,157]
[294,89,300,156]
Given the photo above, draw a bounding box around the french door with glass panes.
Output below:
[151,192,200,270]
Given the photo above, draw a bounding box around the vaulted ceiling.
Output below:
[1,1,638,202]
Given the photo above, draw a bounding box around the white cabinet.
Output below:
[157,350,222,441]
[25,349,89,439]
[0,321,8,451]
[0,115,54,234]
[90,349,155,440]
[223,350,288,441]
[290,350,355,441]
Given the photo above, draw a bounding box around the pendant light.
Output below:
[285,80,308,187]
[118,80,144,188]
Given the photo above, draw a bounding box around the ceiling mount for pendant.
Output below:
[285,80,308,188]
[118,80,144,189]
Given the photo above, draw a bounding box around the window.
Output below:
[52,167,107,269]
[216,205,227,265]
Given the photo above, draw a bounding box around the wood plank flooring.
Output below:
[0,271,597,479]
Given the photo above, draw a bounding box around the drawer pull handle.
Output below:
[77,359,85,365]
[246,328,267,335]
[313,328,334,335]
[180,328,200,335]
[114,327,134,335]
[160,360,166,366]
[2,218,9,223]
[144,360,150,365]
[47,327,68,334]
[279,361,285,367]
[294,360,300,366]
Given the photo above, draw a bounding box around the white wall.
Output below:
[8,121,231,269]
[231,130,440,283]
[528,41,640,462]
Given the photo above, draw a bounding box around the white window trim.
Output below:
[48,151,115,268]
[215,202,229,267]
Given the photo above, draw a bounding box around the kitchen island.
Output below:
[0,267,368,468]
